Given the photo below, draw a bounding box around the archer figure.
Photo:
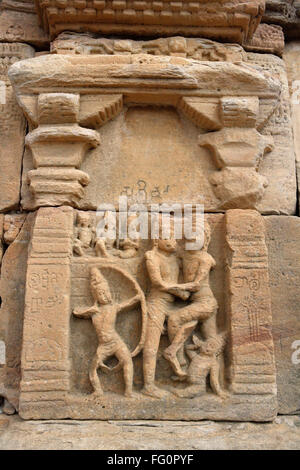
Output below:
[73,266,146,398]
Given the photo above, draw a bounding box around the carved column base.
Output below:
[28,168,90,207]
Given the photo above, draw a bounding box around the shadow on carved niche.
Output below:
[70,212,228,400]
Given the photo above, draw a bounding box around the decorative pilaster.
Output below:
[225,209,277,398]
[19,206,74,417]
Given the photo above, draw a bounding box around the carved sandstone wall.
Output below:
[0,0,299,424]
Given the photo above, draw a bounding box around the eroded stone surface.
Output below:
[244,23,285,55]
[264,0,300,39]
[0,414,300,450]
[248,52,296,215]
[51,33,247,61]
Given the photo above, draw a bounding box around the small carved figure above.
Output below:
[73,211,95,257]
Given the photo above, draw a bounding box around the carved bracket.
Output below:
[197,97,274,209]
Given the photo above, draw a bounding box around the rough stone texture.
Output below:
[264,0,300,39]
[265,216,300,415]
[0,0,49,47]
[0,213,34,411]
[0,414,300,450]
[35,0,265,44]
[244,23,285,55]
[0,43,34,212]
[9,40,296,214]
[282,42,300,215]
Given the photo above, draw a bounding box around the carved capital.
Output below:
[198,96,274,209]
[23,93,100,207]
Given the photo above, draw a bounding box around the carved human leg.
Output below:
[142,317,169,399]
[201,311,218,341]
[163,321,197,377]
[115,343,134,398]
[164,301,216,376]
[89,346,108,396]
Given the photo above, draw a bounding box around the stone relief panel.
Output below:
[244,23,284,56]
[18,207,277,421]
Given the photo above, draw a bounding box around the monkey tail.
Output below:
[131,295,147,357]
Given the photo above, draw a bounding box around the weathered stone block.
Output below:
[0,213,34,411]
[0,43,34,212]
[0,1,49,47]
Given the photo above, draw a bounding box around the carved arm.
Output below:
[118,294,142,313]
[73,305,99,318]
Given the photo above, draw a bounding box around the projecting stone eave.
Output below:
[8,53,281,102]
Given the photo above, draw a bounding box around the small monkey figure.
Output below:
[175,334,227,399]
[73,267,143,398]
[73,212,95,256]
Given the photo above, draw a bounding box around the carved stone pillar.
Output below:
[225,210,277,400]
[19,206,73,416]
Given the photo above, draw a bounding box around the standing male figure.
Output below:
[163,222,218,378]
[73,267,143,398]
[142,228,188,398]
